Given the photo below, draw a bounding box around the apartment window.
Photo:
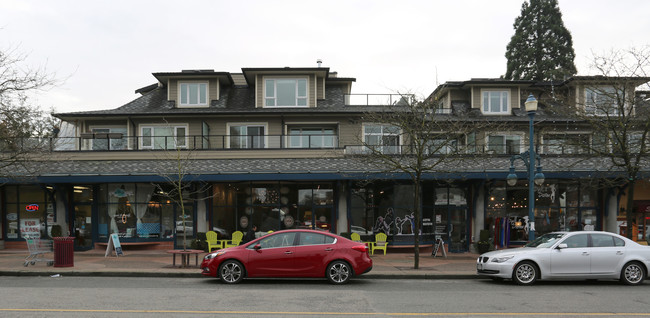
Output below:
[140,125,188,149]
[288,126,336,148]
[179,82,208,107]
[487,134,521,154]
[364,124,400,154]
[623,133,647,154]
[229,125,265,149]
[482,90,509,115]
[543,134,589,154]
[585,87,619,116]
[425,135,465,154]
[265,78,308,107]
[91,127,127,150]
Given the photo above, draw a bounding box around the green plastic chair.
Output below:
[371,232,389,255]
[350,232,362,242]
[206,231,223,252]
[224,231,243,248]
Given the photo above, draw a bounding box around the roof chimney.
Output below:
[317,59,322,68]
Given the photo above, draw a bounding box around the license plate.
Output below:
[477,263,483,270]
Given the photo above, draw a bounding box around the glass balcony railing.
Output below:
[0,134,341,152]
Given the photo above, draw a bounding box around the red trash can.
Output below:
[53,237,75,267]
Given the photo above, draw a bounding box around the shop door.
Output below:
[449,208,468,252]
[73,205,94,250]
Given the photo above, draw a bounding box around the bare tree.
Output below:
[544,46,650,240]
[0,46,60,180]
[355,93,493,269]
[150,123,212,254]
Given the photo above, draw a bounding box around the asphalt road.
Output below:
[0,276,648,317]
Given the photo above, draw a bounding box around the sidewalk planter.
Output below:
[53,237,75,267]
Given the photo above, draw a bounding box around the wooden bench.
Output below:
[167,249,204,268]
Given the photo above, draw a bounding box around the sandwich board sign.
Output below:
[105,233,125,257]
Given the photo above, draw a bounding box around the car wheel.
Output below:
[219,260,244,284]
[327,261,352,284]
[620,262,645,286]
[512,261,537,285]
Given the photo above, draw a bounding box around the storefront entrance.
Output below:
[73,205,93,250]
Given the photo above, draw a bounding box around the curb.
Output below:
[0,271,479,279]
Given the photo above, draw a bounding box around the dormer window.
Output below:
[179,82,208,107]
[482,90,509,115]
[265,78,308,107]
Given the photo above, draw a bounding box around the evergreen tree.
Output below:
[505,0,577,81]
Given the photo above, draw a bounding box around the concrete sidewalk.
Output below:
[0,248,480,279]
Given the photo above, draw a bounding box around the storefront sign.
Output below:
[105,233,124,257]
[25,204,39,212]
[21,219,41,238]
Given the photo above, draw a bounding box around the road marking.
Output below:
[1,309,650,316]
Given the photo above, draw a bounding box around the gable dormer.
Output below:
[242,67,330,108]
[153,70,233,108]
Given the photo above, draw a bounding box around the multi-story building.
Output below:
[1,66,649,252]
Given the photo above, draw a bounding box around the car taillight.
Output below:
[352,244,369,254]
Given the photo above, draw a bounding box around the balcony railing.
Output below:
[1,135,619,155]
[0,134,341,152]
[345,94,416,106]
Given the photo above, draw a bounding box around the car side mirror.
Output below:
[557,243,568,249]
[254,244,262,251]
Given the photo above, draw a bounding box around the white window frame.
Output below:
[264,77,309,108]
[363,124,401,154]
[287,125,337,149]
[226,123,268,149]
[139,124,189,149]
[178,81,208,107]
[486,133,523,154]
[88,126,128,150]
[584,86,620,116]
[481,89,510,115]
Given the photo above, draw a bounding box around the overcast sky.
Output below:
[2,0,649,113]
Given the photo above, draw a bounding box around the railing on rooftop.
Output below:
[345,94,416,106]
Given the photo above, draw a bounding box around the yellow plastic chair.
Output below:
[371,233,389,255]
[224,231,243,248]
[350,233,362,242]
[206,231,223,252]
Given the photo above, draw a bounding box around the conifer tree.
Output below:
[505,0,577,81]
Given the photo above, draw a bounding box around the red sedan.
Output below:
[201,229,373,284]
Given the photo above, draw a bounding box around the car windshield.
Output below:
[524,233,566,248]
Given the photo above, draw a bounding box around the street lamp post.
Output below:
[507,94,545,241]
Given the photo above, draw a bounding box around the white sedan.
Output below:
[477,231,650,285]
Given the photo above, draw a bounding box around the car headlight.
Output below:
[491,254,515,263]
[204,250,227,260]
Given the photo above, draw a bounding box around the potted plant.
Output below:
[477,229,491,254]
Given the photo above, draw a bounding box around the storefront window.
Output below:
[485,180,600,244]
[4,185,53,239]
[97,183,183,241]
[211,182,335,240]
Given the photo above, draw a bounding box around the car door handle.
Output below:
[582,252,590,256]
[616,251,624,255]
[324,248,333,252]
[284,251,293,255]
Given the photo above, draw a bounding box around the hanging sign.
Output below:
[105,233,125,257]
[25,204,40,212]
